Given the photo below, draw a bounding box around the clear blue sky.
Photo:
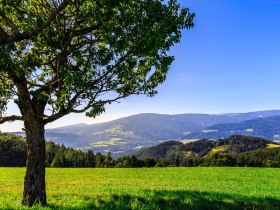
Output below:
[1,0,280,132]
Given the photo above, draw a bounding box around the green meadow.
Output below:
[1,167,280,209]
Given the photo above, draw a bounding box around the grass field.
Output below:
[1,167,280,209]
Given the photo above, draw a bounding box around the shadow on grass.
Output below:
[47,190,280,210]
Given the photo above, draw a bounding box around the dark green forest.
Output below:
[1,133,280,168]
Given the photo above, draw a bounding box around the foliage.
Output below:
[0,133,26,166]
[0,167,280,209]
[203,153,237,166]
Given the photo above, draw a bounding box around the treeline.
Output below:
[45,141,157,168]
[200,149,280,167]
[0,133,156,167]
[1,133,280,168]
[134,147,280,167]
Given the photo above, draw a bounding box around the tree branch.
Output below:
[43,108,70,124]
[70,95,125,114]
[43,89,84,124]
[0,115,23,124]
[45,0,70,28]
[0,11,20,33]
[71,24,101,36]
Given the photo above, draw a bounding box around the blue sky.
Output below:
[1,0,280,131]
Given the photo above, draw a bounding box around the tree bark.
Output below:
[21,118,47,206]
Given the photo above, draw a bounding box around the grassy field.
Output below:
[0,167,280,209]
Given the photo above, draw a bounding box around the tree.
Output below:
[104,152,113,167]
[95,152,104,168]
[85,150,95,167]
[203,152,237,166]
[45,141,59,166]
[0,0,194,206]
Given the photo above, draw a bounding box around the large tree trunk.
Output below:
[21,118,47,206]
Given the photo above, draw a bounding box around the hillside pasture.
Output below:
[0,167,280,209]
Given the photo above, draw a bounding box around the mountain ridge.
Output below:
[186,115,280,140]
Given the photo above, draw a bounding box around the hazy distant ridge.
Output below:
[186,115,280,140]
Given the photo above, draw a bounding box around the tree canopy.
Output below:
[0,0,194,124]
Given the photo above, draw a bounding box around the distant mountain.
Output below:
[13,110,280,157]
[185,115,280,140]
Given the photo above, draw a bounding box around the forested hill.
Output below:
[135,135,280,159]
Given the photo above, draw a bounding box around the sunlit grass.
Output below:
[0,167,280,209]
[93,138,124,146]
[267,143,280,148]
[211,145,229,153]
